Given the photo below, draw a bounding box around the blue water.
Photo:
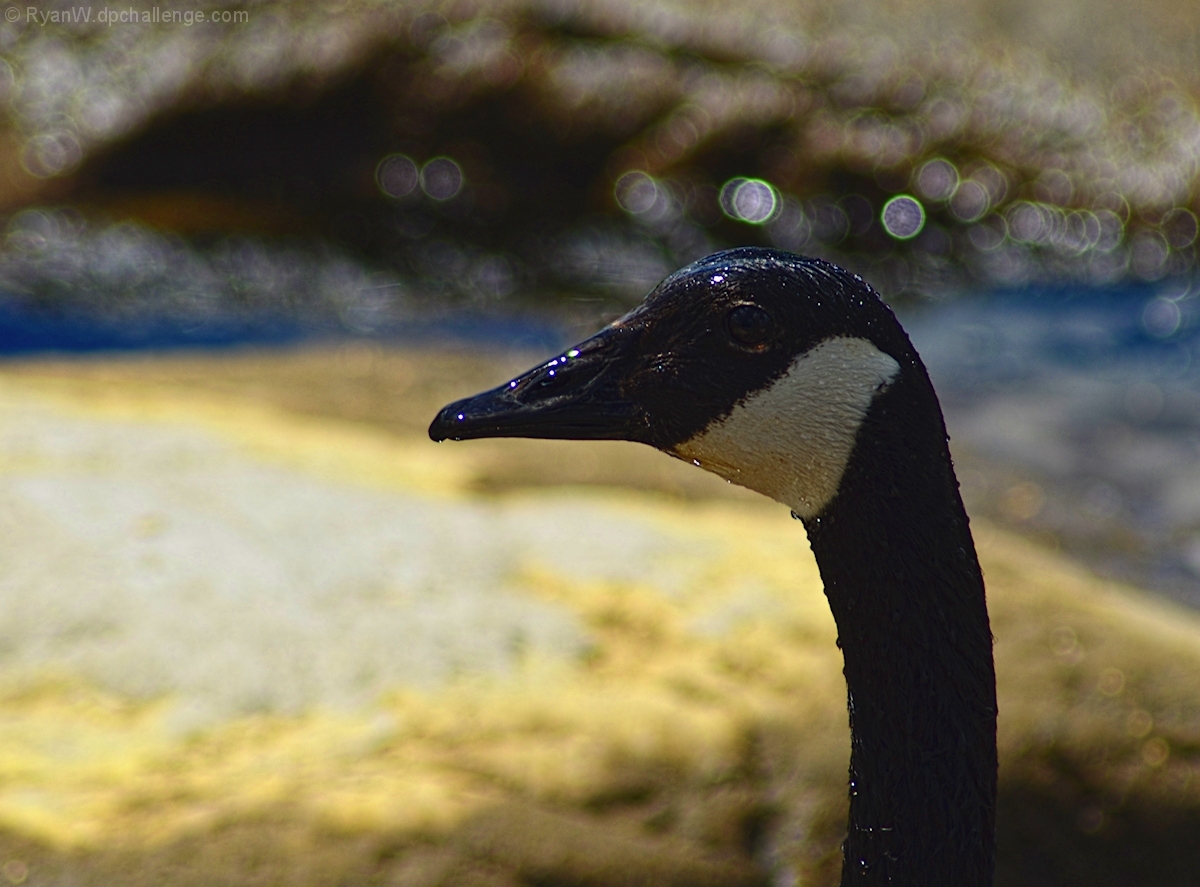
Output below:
[0,296,567,357]
[900,279,1200,605]
[902,280,1200,396]
[5,280,1192,367]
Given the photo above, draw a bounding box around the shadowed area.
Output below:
[0,0,1197,333]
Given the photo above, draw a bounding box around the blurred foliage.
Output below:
[0,0,1196,327]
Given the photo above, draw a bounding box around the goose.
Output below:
[428,247,997,886]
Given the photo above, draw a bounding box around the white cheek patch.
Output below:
[671,337,900,518]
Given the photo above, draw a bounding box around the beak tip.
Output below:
[428,405,466,442]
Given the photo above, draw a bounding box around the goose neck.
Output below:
[803,373,998,887]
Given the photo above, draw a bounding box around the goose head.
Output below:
[429,246,919,520]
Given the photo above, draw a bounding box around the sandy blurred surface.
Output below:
[0,346,1198,886]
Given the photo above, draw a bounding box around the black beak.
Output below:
[428,325,650,443]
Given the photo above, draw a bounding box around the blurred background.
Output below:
[0,1,1199,885]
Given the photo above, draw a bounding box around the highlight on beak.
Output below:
[428,326,648,443]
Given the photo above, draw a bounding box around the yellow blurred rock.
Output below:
[0,349,1197,886]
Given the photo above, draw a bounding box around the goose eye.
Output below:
[727,305,774,347]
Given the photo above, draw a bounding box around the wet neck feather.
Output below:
[803,369,997,887]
